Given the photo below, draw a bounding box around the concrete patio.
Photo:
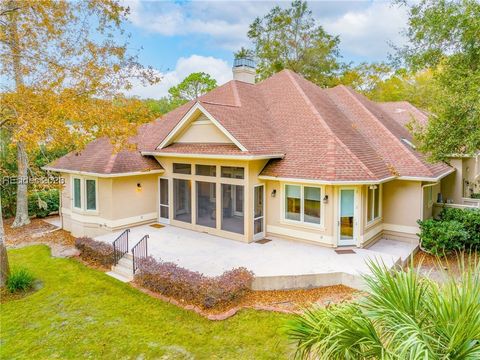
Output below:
[95,224,418,290]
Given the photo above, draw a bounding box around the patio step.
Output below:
[106,271,131,283]
[109,255,134,281]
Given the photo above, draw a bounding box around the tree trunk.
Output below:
[0,195,10,288]
[9,0,30,228]
[12,141,30,227]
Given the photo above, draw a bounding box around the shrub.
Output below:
[439,207,480,248]
[28,189,60,218]
[6,268,35,293]
[418,218,468,255]
[75,237,114,268]
[471,193,480,199]
[134,257,254,309]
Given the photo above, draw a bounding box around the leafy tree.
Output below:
[246,0,343,86]
[341,64,438,110]
[0,0,159,286]
[234,47,254,60]
[395,0,480,161]
[287,258,480,359]
[143,98,178,116]
[168,72,217,103]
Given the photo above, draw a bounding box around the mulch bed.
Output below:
[4,217,75,247]
[4,218,360,319]
[132,281,360,320]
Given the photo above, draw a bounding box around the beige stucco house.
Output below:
[45,61,466,250]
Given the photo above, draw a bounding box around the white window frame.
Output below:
[84,178,98,212]
[71,176,98,213]
[366,184,382,225]
[282,183,324,228]
[72,177,83,210]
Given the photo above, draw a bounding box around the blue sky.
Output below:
[123,1,409,98]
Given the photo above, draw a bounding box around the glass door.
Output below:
[159,178,169,224]
[338,189,356,246]
[253,185,265,240]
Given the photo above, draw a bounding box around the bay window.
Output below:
[73,178,82,209]
[284,184,322,225]
[72,177,97,211]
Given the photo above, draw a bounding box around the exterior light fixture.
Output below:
[136,183,142,192]
[271,189,276,197]
[323,195,328,204]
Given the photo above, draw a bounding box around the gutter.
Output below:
[141,151,285,161]
[42,167,164,178]
[421,181,439,221]
[257,175,396,185]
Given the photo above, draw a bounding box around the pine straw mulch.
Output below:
[413,250,478,282]
[4,217,75,247]
[132,282,361,320]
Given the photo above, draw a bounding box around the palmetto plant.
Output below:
[286,256,480,359]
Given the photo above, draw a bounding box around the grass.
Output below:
[0,246,293,359]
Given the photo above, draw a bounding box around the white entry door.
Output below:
[338,188,356,246]
[253,185,265,240]
[159,178,170,224]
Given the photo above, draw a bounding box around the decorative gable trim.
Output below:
[157,102,247,152]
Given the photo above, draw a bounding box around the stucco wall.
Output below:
[59,172,157,237]
[441,159,463,203]
[383,180,422,236]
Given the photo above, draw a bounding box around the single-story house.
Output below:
[45,60,469,249]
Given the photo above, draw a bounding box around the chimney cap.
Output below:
[233,58,255,69]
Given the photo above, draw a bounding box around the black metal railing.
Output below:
[112,229,130,265]
[132,234,148,274]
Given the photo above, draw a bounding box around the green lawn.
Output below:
[1,246,293,359]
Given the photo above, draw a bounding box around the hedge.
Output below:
[75,237,115,268]
[418,207,480,255]
[134,257,254,309]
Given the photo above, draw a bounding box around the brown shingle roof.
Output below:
[45,138,163,175]
[48,69,452,181]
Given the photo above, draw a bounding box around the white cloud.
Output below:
[322,2,408,60]
[126,54,232,99]
[124,0,408,62]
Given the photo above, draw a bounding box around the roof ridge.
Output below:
[104,151,118,173]
[339,85,433,176]
[231,81,241,107]
[199,100,240,108]
[285,71,377,179]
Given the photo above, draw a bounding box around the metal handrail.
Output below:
[112,229,129,265]
[132,235,148,275]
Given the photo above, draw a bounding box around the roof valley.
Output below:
[338,85,433,177]
[285,70,376,179]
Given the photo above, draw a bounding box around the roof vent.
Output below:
[401,138,416,149]
[232,58,256,84]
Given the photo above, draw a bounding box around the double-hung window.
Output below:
[284,184,322,225]
[72,177,97,211]
[73,178,82,209]
[367,185,381,223]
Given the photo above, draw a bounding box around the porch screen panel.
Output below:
[173,179,191,223]
[285,185,301,221]
[221,184,244,234]
[254,185,264,235]
[367,187,374,222]
[196,181,216,228]
[160,178,169,219]
[304,187,321,224]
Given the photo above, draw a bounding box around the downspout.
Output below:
[421,182,439,221]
